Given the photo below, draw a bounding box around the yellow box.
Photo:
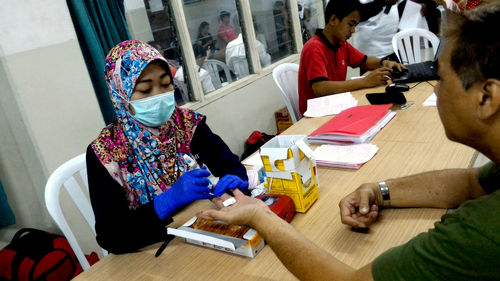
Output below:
[260,135,319,212]
[275,107,294,132]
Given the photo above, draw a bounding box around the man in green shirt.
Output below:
[198,2,500,280]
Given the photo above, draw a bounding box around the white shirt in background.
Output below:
[353,0,400,58]
[174,66,215,95]
[225,33,271,72]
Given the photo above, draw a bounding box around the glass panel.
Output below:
[125,0,192,105]
[183,0,249,91]
[250,0,293,64]
[299,0,325,44]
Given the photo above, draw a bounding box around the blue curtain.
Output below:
[67,0,131,124]
[0,179,15,228]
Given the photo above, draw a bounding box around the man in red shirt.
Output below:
[298,0,405,115]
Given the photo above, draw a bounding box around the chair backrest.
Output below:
[230,56,250,79]
[272,63,301,123]
[392,28,440,64]
[204,59,232,89]
[45,153,108,270]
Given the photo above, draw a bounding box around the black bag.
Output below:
[0,228,82,281]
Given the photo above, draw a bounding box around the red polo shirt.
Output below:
[298,30,367,115]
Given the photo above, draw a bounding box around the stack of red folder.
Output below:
[308,104,396,144]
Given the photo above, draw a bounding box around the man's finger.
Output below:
[198,209,220,220]
[211,196,225,208]
[233,188,246,199]
[341,214,364,228]
[359,191,371,214]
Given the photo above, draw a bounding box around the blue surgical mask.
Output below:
[130,91,175,127]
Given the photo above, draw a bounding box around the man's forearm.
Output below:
[386,168,485,208]
[250,209,373,281]
[363,57,382,70]
[312,79,371,96]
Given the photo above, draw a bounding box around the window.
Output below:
[182,0,249,91]
[299,0,325,44]
[131,0,192,105]
[250,0,293,64]
[125,0,323,107]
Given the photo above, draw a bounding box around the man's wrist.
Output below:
[378,181,391,207]
[250,206,277,229]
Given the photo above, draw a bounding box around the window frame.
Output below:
[167,0,318,110]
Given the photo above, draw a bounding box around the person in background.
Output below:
[273,1,291,53]
[196,22,216,55]
[415,0,441,35]
[454,0,482,9]
[86,40,247,254]
[302,7,319,42]
[198,3,500,280]
[174,46,215,95]
[217,11,238,49]
[297,0,404,115]
[225,25,271,77]
[353,0,406,62]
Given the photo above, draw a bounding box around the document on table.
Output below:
[399,0,429,30]
[423,93,437,107]
[303,92,358,118]
[313,143,379,169]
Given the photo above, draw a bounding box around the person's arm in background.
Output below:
[339,168,486,228]
[200,190,374,281]
[311,71,390,96]
[307,42,402,96]
[362,56,404,71]
[257,41,272,68]
[305,45,390,96]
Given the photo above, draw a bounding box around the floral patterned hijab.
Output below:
[91,40,204,209]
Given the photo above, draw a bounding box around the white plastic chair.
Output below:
[45,153,108,270]
[272,63,301,123]
[204,59,232,89]
[392,28,440,64]
[229,56,250,79]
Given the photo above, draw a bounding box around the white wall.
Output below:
[0,0,104,250]
[0,0,286,253]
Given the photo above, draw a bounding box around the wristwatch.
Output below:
[378,181,390,207]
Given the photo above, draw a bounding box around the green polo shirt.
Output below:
[372,163,500,280]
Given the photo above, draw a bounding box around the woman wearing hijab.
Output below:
[86,40,248,254]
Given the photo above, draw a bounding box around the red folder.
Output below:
[309,104,395,144]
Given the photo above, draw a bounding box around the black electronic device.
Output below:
[366,92,407,105]
[390,67,408,79]
[386,83,410,93]
[392,41,444,83]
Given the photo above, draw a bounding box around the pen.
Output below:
[155,234,175,258]
[183,154,214,189]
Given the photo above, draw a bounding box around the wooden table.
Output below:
[75,82,477,280]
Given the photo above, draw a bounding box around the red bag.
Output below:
[241,131,275,160]
[0,228,97,281]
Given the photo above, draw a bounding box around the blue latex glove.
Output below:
[212,174,249,197]
[154,167,213,219]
